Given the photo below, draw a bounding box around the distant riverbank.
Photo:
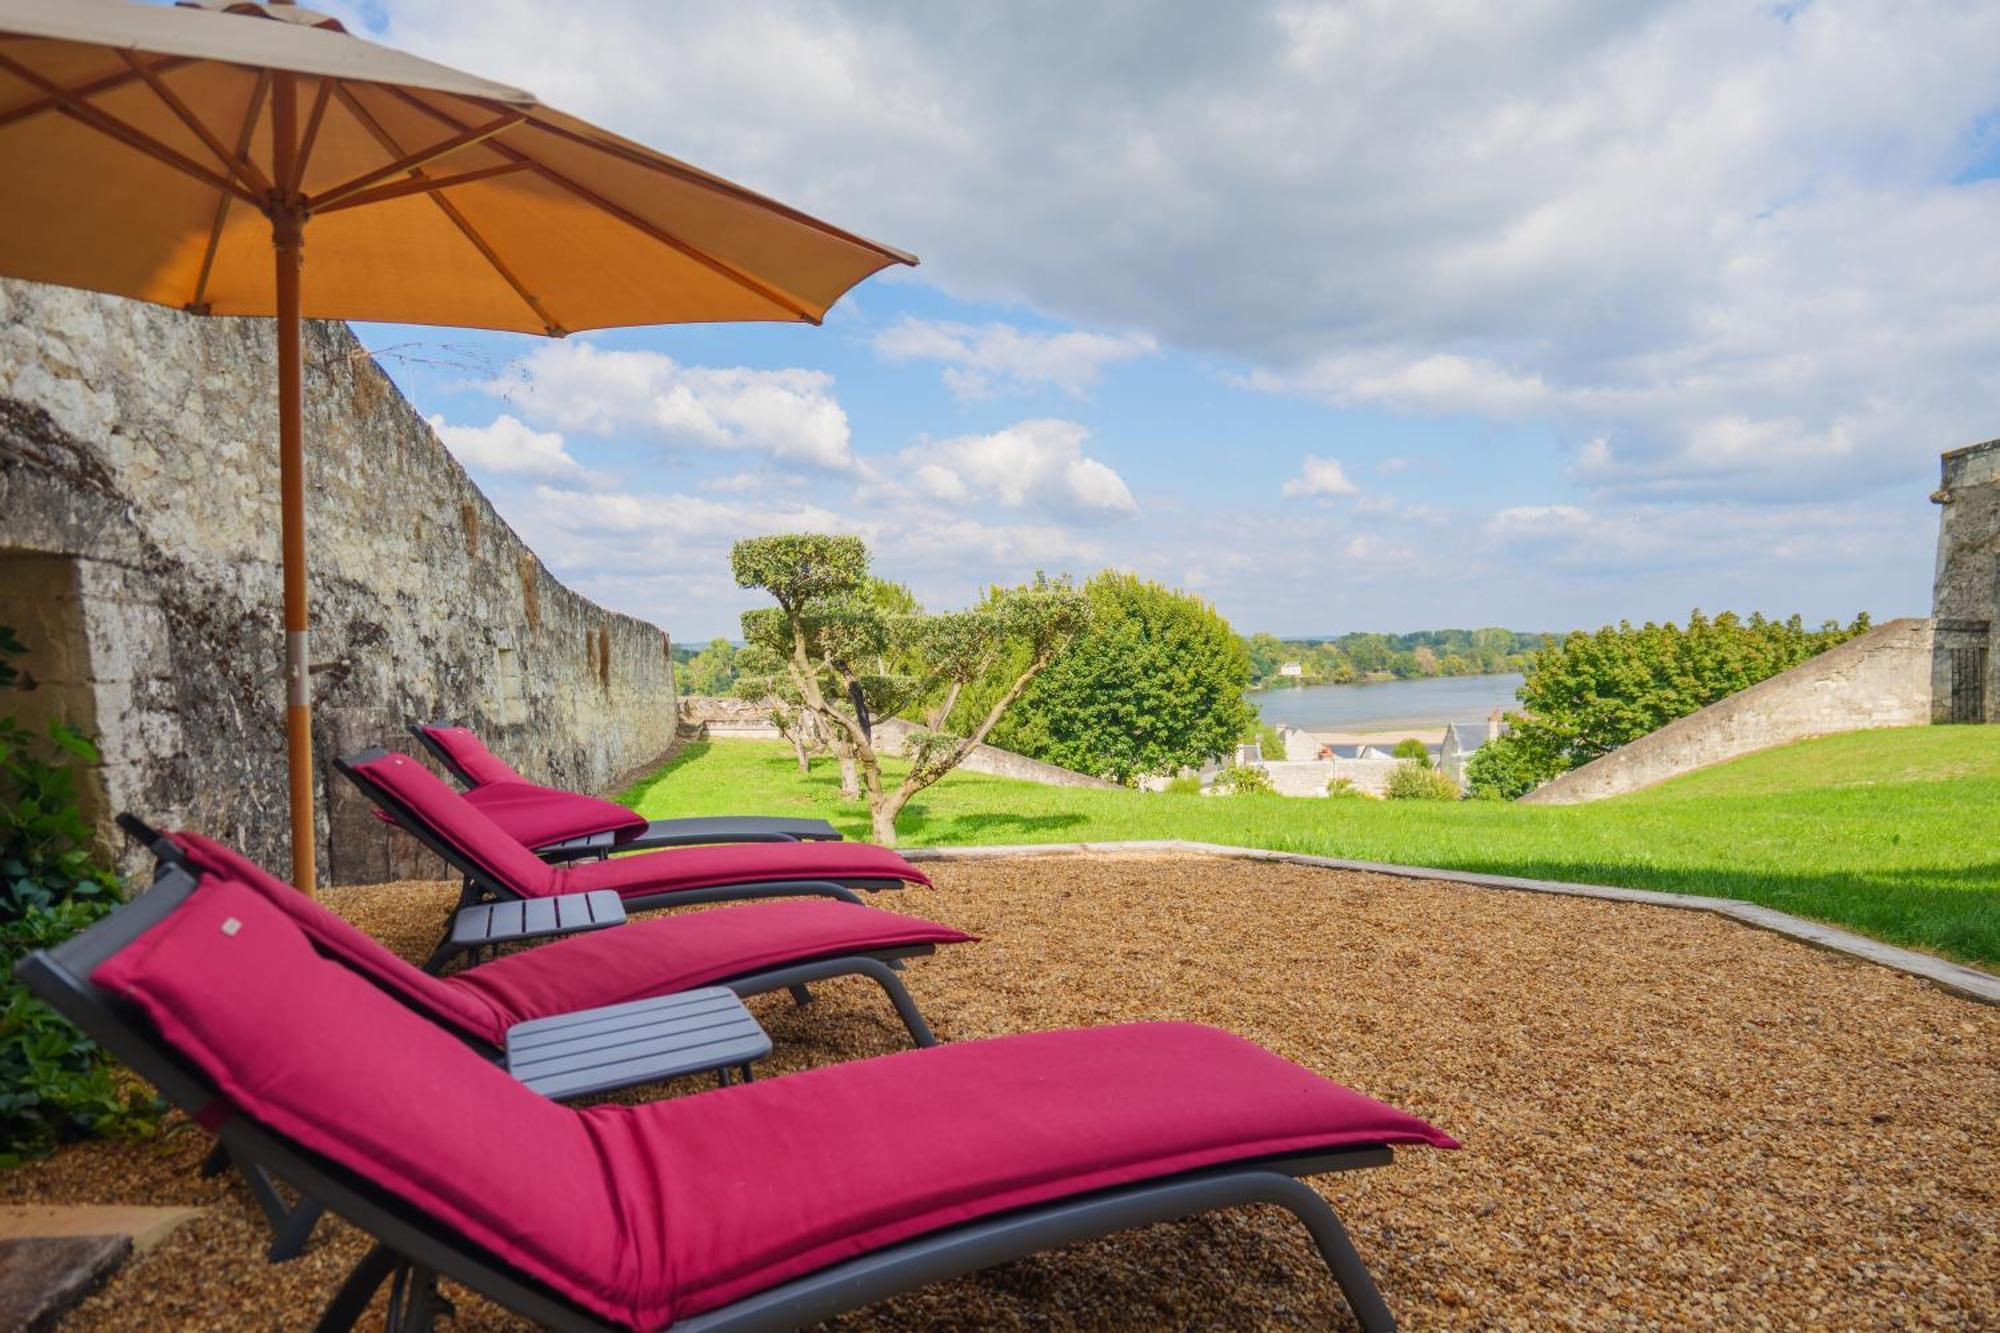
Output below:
[1251,672,1525,733]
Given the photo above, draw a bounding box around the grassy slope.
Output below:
[621,727,2000,966]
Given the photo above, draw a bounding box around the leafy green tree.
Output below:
[733,536,1089,843]
[1474,609,1873,797]
[680,637,740,695]
[1391,737,1432,764]
[981,573,1255,783]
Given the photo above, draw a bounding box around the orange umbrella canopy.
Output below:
[0,0,914,332]
[0,0,915,893]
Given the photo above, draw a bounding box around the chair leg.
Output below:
[198,1142,230,1178]
[1277,1179,1396,1332]
[788,983,815,1006]
[854,957,938,1047]
[315,1243,397,1332]
[231,1156,324,1260]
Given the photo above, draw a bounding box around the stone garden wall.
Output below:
[0,280,677,886]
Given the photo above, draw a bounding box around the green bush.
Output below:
[977,572,1255,783]
[1214,763,1276,796]
[1383,760,1461,801]
[1390,737,1431,765]
[1162,773,1203,796]
[0,627,161,1166]
[1325,776,1366,799]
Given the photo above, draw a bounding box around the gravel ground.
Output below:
[7,852,1996,1330]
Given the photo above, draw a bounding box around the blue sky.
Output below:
[332,1,2000,642]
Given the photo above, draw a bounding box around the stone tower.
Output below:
[1931,436,2000,722]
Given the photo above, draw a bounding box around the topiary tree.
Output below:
[732,536,1090,844]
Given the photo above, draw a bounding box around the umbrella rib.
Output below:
[189,69,271,314]
[304,111,526,213]
[0,53,260,207]
[331,83,566,336]
[0,54,193,131]
[118,50,273,199]
[383,87,821,324]
[504,108,918,267]
[288,76,335,198]
[311,161,531,215]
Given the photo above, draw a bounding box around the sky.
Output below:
[324,1,2000,642]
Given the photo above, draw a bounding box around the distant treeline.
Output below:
[1243,628,1549,687]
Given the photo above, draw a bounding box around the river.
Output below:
[1250,673,1525,734]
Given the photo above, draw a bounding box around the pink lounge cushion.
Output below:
[91,879,645,1328]
[461,780,648,848]
[557,838,930,901]
[97,881,1455,1330]
[635,1022,1459,1319]
[168,831,508,1045]
[450,899,975,1030]
[170,830,968,1040]
[352,750,560,896]
[421,724,528,788]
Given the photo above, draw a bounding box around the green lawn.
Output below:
[621,727,2000,967]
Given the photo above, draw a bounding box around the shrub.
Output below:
[1325,776,1366,798]
[1383,760,1461,801]
[1213,763,1276,796]
[978,572,1255,783]
[0,627,162,1165]
[1390,737,1431,765]
[1162,773,1203,796]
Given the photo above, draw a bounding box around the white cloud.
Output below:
[872,317,1155,399]
[427,413,594,483]
[490,342,858,471]
[366,0,2000,508]
[898,419,1138,521]
[1281,455,1359,499]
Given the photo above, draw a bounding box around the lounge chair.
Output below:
[20,864,1456,1331]
[412,722,841,862]
[338,748,925,933]
[125,821,971,1259]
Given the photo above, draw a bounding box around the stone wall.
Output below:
[678,694,783,739]
[870,717,1120,789]
[1519,618,1933,805]
[0,280,677,886]
[1931,437,1999,722]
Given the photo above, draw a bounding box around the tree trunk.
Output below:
[792,731,810,773]
[838,754,859,800]
[870,800,900,846]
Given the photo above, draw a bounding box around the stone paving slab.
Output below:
[0,1205,201,1254]
[901,839,2000,1006]
[0,1235,130,1332]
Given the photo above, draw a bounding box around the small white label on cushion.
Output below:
[220,918,242,937]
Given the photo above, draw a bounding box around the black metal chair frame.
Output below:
[18,873,1403,1331]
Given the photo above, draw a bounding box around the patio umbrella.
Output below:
[0,0,915,893]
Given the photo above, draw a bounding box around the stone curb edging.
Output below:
[898,839,2000,1007]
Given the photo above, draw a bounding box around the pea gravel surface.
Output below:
[7,853,1995,1330]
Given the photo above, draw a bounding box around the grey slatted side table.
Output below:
[505,987,772,1100]
[429,890,626,972]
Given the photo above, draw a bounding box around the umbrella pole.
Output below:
[274,208,313,896]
